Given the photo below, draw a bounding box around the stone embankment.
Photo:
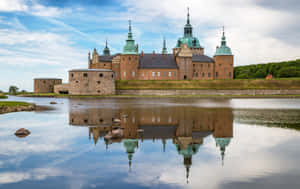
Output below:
[118,89,300,96]
[0,104,36,114]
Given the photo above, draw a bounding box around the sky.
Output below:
[0,0,299,91]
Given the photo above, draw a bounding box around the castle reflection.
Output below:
[69,101,233,183]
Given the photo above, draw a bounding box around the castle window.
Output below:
[76,81,79,83]
[193,64,195,67]
[208,73,211,77]
[100,119,103,123]
[163,72,166,76]
[229,72,232,77]
[104,64,106,66]
[112,74,114,78]
[196,72,199,77]
[83,73,88,77]
[84,119,88,123]
[97,81,101,84]
[152,72,155,77]
[71,73,74,77]
[174,72,176,76]
[216,72,218,78]
[157,72,160,77]
[142,72,144,77]
[168,72,172,77]
[219,64,221,67]
[132,71,135,77]
[200,64,203,68]
[208,64,210,68]
[99,73,103,77]
[202,73,205,77]
[124,72,126,76]
[97,90,101,93]
[128,57,131,61]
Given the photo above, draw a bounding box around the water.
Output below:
[1,96,300,189]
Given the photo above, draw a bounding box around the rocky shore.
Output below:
[0,103,36,114]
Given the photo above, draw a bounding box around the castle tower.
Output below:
[173,8,204,55]
[103,39,110,56]
[120,20,139,80]
[214,27,234,79]
[162,38,168,54]
[215,137,231,166]
[92,48,99,64]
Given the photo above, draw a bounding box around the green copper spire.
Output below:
[184,7,192,38]
[215,26,233,56]
[103,39,110,56]
[123,20,138,54]
[162,37,167,54]
[176,8,202,48]
[123,139,138,171]
[215,137,232,166]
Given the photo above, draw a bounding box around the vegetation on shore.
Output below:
[116,78,300,90]
[0,94,7,99]
[234,59,300,79]
[0,101,31,107]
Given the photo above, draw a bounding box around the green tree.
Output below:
[278,67,300,78]
[9,86,19,95]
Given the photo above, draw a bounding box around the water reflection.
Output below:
[69,102,233,183]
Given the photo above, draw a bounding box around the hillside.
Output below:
[234,59,300,79]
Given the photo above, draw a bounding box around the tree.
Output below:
[278,67,300,78]
[9,86,19,95]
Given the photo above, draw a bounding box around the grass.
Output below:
[0,101,31,107]
[116,78,300,90]
[0,94,7,99]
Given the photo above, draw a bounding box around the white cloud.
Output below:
[0,0,28,12]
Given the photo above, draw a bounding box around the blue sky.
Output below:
[0,0,300,91]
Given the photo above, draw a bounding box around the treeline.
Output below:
[234,59,300,79]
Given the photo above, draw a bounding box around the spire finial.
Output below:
[222,26,225,36]
[105,38,108,48]
[187,7,190,24]
[129,19,132,32]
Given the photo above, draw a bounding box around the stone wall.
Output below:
[34,78,62,93]
[118,89,300,96]
[54,84,69,94]
[69,69,115,95]
[138,69,178,80]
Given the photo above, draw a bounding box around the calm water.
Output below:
[1,96,300,189]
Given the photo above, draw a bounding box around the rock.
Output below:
[113,118,121,123]
[15,128,30,137]
[50,101,57,104]
[137,129,144,133]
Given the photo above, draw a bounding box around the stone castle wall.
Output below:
[34,78,62,93]
[69,69,115,95]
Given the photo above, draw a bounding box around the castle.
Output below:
[34,9,234,95]
[89,9,234,81]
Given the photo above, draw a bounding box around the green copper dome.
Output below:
[176,143,200,158]
[215,29,232,56]
[123,139,138,170]
[123,20,138,55]
[215,137,232,166]
[175,8,202,48]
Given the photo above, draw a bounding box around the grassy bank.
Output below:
[0,101,31,107]
[0,95,7,99]
[116,79,300,90]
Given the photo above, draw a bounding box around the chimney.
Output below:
[152,50,155,57]
[136,44,139,53]
[141,51,144,57]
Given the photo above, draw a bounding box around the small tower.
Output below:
[214,27,234,79]
[162,37,168,54]
[215,137,232,166]
[103,39,110,56]
[92,48,99,64]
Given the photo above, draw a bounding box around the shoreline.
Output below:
[18,93,300,99]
